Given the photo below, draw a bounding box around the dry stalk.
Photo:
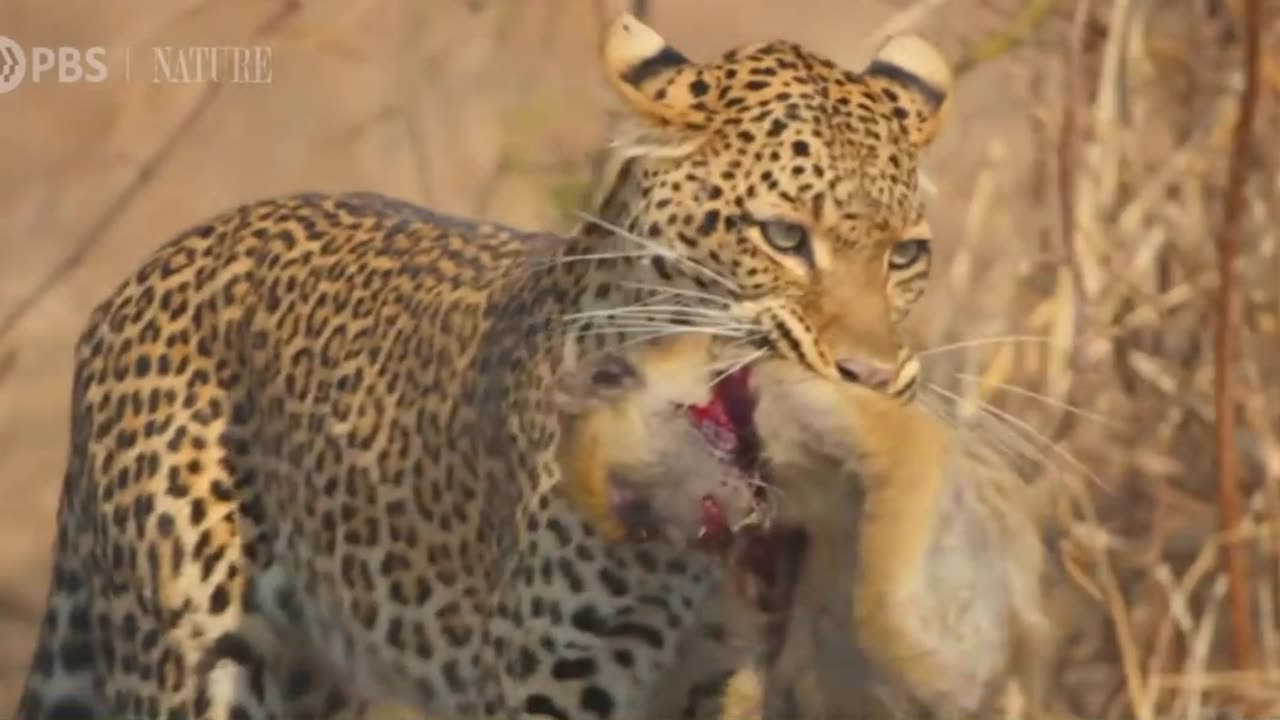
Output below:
[0,349,15,389]
[953,0,1061,75]
[1174,574,1228,720]
[1240,331,1280,675]
[965,0,1280,714]
[1103,548,1148,719]
[1214,0,1263,672]
[1041,0,1091,443]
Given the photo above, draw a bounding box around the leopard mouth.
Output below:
[682,365,772,550]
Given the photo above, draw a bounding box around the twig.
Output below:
[0,348,15,388]
[1215,0,1262,672]
[0,1,301,344]
[1176,575,1229,720]
[1239,327,1280,675]
[1093,530,1151,720]
[1045,0,1092,444]
[954,0,1062,76]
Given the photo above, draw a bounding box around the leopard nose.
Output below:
[834,356,895,390]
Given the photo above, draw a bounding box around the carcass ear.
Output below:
[601,13,720,130]
[862,34,953,149]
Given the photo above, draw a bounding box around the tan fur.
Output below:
[725,359,1056,719]
[720,666,766,720]
[554,334,763,545]
[554,334,718,541]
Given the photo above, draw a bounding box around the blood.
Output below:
[696,494,732,551]
[716,368,756,441]
[687,366,761,553]
[687,396,735,443]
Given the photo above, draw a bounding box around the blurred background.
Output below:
[0,0,1276,717]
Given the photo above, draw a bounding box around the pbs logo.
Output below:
[0,36,23,93]
[0,36,109,94]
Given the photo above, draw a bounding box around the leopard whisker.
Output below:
[705,349,768,395]
[716,333,769,355]
[613,328,717,349]
[617,281,732,307]
[925,382,1103,488]
[918,385,1058,472]
[918,334,1055,357]
[951,372,1120,428]
[526,311,748,336]
[571,316,759,336]
[674,336,769,380]
[573,326,739,351]
[537,251,667,268]
[592,327,765,352]
[569,324,755,341]
[914,391,1047,472]
[564,305,737,322]
[735,370,1052,487]
[575,211,741,294]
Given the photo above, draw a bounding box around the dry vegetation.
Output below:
[0,0,1276,718]
[923,0,1280,717]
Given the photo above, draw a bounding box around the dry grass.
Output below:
[0,0,1276,717]
[923,0,1280,716]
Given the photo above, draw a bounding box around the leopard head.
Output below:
[593,14,953,401]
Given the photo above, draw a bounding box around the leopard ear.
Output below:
[862,34,953,149]
[601,13,719,130]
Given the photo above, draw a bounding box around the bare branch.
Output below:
[954,0,1062,76]
[1215,0,1263,673]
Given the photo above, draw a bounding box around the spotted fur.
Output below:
[589,22,953,400]
[16,13,953,720]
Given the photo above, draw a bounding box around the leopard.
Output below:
[14,12,954,720]
[552,337,782,720]
[357,338,776,720]
[714,358,1062,720]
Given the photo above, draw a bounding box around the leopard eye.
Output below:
[888,238,930,270]
[759,220,810,255]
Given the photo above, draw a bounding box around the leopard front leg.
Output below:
[487,504,727,720]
